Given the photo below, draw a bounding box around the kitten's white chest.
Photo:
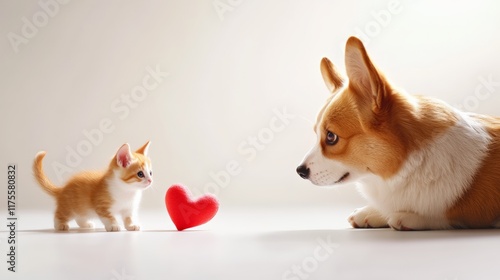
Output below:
[107,175,143,214]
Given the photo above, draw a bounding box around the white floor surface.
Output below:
[1,206,500,280]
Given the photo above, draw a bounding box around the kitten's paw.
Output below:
[348,206,389,229]
[125,224,141,231]
[77,220,95,229]
[105,224,121,232]
[122,216,140,231]
[55,223,70,231]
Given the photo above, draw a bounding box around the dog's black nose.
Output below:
[296,165,310,179]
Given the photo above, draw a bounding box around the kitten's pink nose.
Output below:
[147,179,152,184]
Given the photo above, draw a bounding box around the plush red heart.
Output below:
[165,184,219,231]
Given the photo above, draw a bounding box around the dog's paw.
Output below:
[348,206,389,228]
[388,212,430,231]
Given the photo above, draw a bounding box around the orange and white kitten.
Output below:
[33,141,153,232]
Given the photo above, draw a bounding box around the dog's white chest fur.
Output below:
[357,111,490,222]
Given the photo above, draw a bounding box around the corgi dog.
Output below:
[297,37,500,230]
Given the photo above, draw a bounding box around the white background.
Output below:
[2,2,500,280]
[2,0,500,212]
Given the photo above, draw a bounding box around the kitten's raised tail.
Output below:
[33,151,60,196]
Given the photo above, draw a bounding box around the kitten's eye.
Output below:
[326,131,339,146]
[150,171,153,176]
[137,171,145,178]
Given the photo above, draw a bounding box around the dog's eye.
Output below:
[137,171,145,178]
[326,131,339,145]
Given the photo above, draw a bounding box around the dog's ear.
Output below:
[320,57,345,93]
[344,36,391,114]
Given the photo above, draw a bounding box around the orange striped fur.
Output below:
[33,141,153,232]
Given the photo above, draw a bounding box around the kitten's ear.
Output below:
[135,141,151,156]
[116,143,133,168]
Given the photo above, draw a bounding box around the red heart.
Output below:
[165,184,219,231]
